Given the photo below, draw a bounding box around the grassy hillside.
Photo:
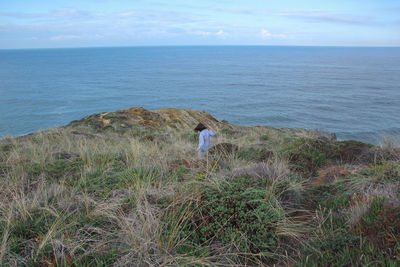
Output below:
[0,108,399,266]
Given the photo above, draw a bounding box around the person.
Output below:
[194,122,215,159]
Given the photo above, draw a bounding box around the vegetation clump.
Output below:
[280,137,373,177]
[0,108,399,266]
[184,178,283,254]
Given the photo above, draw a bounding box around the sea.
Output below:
[0,46,399,144]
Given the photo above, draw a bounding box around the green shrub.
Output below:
[300,197,400,266]
[236,147,269,161]
[195,178,280,253]
[334,140,372,162]
[164,177,296,263]
[280,138,330,177]
[280,138,372,177]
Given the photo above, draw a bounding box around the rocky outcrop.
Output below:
[68,107,232,133]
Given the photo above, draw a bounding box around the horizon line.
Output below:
[1,44,400,51]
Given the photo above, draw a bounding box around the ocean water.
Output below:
[1,46,399,143]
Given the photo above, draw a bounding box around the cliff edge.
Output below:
[67,107,231,132]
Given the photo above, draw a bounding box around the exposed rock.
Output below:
[68,107,230,133]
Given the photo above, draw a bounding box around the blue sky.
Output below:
[0,0,399,48]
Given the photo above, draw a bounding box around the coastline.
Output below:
[2,107,397,145]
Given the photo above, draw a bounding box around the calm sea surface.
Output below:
[1,46,399,143]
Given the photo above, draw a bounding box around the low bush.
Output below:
[236,146,272,162]
[280,138,373,177]
[164,176,303,263]
[368,162,400,182]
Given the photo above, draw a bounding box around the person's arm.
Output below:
[197,132,204,151]
[208,126,215,136]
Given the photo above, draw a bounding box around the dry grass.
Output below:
[0,124,399,265]
[0,206,13,265]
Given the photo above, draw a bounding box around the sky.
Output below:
[0,0,399,49]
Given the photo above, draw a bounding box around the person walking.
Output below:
[194,122,215,159]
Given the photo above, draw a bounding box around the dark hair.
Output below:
[194,122,207,132]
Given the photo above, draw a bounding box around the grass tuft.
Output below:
[0,122,398,265]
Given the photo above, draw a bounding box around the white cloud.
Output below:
[279,11,376,26]
[50,35,81,41]
[216,29,228,37]
[190,29,229,38]
[261,28,286,39]
[189,30,212,36]
[261,28,272,39]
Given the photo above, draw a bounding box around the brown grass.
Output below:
[0,123,398,265]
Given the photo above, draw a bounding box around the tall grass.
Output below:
[0,124,399,265]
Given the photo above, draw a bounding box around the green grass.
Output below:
[0,123,398,266]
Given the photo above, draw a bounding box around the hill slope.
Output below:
[0,108,399,266]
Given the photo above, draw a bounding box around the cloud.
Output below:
[51,8,92,19]
[0,12,43,19]
[275,33,287,39]
[201,5,379,27]
[188,29,229,38]
[261,28,286,39]
[207,6,263,15]
[0,7,204,42]
[50,35,81,41]
[189,30,211,36]
[117,11,136,17]
[261,28,271,39]
[279,11,376,26]
[0,8,93,20]
[0,3,393,48]
[0,20,12,30]
[216,29,228,37]
[113,9,205,25]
